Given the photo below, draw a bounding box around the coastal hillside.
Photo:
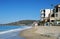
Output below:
[4,20,38,26]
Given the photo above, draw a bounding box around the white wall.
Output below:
[45,9,50,17]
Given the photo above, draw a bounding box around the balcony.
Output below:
[41,19,44,21]
[50,17,55,20]
[41,15,44,17]
[41,11,44,14]
[58,5,60,7]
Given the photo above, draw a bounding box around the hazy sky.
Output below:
[0,0,60,24]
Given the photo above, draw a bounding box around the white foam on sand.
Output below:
[0,26,32,35]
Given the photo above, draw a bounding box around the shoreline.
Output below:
[0,26,32,39]
[0,26,32,34]
[20,26,60,39]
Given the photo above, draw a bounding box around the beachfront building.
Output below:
[41,9,50,21]
[53,4,60,25]
[48,9,54,25]
[40,9,53,25]
[40,4,60,26]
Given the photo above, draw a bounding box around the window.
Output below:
[56,8,58,12]
[51,20,54,22]
[51,14,54,17]
[56,14,58,17]
[44,14,45,17]
[58,8,60,11]
[44,10,45,12]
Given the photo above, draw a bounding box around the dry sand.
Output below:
[20,26,57,39]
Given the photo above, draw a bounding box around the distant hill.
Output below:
[5,20,38,26]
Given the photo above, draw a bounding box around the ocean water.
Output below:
[0,25,32,39]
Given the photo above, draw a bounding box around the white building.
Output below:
[40,9,53,21]
[40,4,60,26]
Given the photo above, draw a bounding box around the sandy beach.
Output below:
[20,26,60,39]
